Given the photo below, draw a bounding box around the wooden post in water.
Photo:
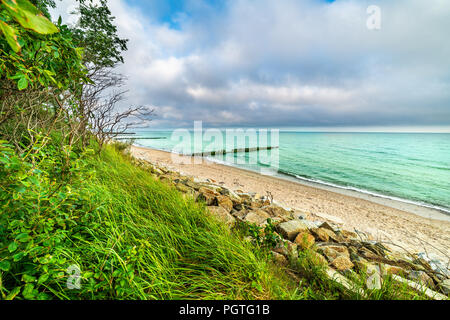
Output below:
[187,146,278,157]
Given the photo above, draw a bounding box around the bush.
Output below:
[0,141,300,300]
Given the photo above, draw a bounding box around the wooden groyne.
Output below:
[186,146,278,157]
[116,137,167,140]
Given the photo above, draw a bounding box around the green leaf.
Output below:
[0,21,21,52]
[0,260,11,271]
[37,273,49,285]
[5,287,21,300]
[17,77,28,90]
[8,242,18,253]
[13,252,25,262]
[3,0,58,35]
[22,274,36,283]
[15,232,30,242]
[22,283,35,299]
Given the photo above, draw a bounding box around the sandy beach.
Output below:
[130,145,450,263]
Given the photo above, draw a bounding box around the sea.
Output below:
[123,130,450,215]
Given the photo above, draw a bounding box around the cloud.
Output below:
[51,0,450,128]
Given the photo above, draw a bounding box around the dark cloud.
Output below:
[53,0,450,129]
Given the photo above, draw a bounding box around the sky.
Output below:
[51,0,450,131]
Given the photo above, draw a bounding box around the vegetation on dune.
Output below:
[0,0,297,299]
[0,0,440,301]
[0,140,302,299]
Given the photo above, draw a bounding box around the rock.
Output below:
[438,279,450,295]
[197,187,218,206]
[176,183,192,193]
[319,221,336,232]
[274,240,298,259]
[207,206,236,228]
[276,220,309,241]
[319,244,350,258]
[417,252,450,279]
[348,246,363,262]
[271,251,288,266]
[323,228,343,242]
[236,192,252,202]
[330,256,354,271]
[358,247,382,261]
[339,229,359,241]
[253,193,263,201]
[311,228,330,242]
[159,175,173,184]
[310,252,328,266]
[385,265,406,276]
[391,275,448,300]
[233,209,248,220]
[325,268,367,297]
[264,205,291,218]
[244,209,271,226]
[408,270,434,288]
[228,191,243,205]
[365,264,382,290]
[294,231,315,250]
[216,195,233,212]
[320,247,340,261]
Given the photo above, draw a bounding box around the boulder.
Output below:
[384,264,406,276]
[323,228,343,242]
[408,270,435,288]
[207,206,236,228]
[391,275,447,300]
[264,205,291,218]
[197,187,219,206]
[294,231,315,250]
[244,209,271,226]
[311,228,330,242]
[339,229,359,241]
[233,209,248,220]
[438,279,450,295]
[216,195,233,212]
[274,240,298,259]
[271,251,288,266]
[276,220,309,241]
[320,247,340,261]
[319,221,336,232]
[176,183,192,194]
[325,268,367,297]
[330,256,354,271]
[249,201,264,209]
[310,252,328,266]
[319,244,350,258]
[365,263,382,290]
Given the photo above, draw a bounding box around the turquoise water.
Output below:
[128,130,450,213]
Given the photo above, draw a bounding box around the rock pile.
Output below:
[132,157,450,300]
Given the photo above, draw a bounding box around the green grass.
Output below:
[0,141,437,300]
[70,145,304,299]
[0,142,303,300]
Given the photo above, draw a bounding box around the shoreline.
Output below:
[203,155,450,222]
[130,144,450,261]
[135,144,450,221]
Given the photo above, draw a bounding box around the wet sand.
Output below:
[130,145,450,262]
